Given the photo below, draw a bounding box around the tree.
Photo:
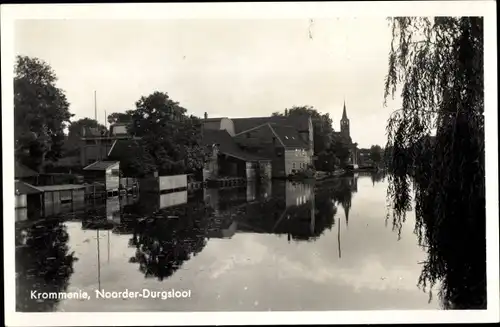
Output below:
[330,135,351,168]
[14,56,73,171]
[384,17,484,309]
[126,91,206,176]
[369,145,383,165]
[65,118,107,151]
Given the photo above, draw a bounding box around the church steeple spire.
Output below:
[340,100,350,139]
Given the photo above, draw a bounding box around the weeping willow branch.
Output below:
[384,17,485,309]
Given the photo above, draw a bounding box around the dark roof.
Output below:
[268,124,309,148]
[15,162,39,179]
[108,139,141,160]
[15,181,42,195]
[83,161,119,171]
[202,129,269,162]
[232,115,310,134]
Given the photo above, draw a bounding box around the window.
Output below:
[246,132,251,138]
[293,163,296,169]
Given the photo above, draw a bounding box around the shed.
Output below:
[82,161,120,192]
[36,184,86,217]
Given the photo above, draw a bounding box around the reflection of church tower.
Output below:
[340,101,350,139]
[341,197,352,227]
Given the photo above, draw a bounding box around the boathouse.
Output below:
[36,184,86,217]
[82,161,120,195]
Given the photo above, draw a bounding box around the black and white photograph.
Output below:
[2,2,498,326]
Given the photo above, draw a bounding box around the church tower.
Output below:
[340,100,350,139]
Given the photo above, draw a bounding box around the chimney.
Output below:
[204,112,208,120]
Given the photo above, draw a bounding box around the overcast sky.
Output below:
[15,18,401,148]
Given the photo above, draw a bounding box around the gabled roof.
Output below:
[268,124,309,148]
[232,115,310,134]
[15,181,42,195]
[202,129,269,162]
[234,123,308,149]
[15,162,39,179]
[83,161,119,171]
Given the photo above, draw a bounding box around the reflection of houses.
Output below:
[132,191,189,216]
[332,101,360,166]
[205,181,319,241]
[202,113,314,179]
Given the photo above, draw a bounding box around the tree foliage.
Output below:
[384,17,485,309]
[274,105,350,171]
[370,145,383,164]
[14,55,73,171]
[65,118,107,150]
[122,91,207,176]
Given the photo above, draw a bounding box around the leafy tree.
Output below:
[330,135,351,168]
[65,118,107,150]
[14,56,73,171]
[125,91,206,176]
[384,17,485,309]
[369,145,383,165]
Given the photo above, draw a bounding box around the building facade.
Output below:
[202,113,314,179]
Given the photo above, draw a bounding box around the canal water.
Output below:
[15,173,441,312]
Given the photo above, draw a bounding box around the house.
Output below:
[202,129,272,181]
[358,148,373,166]
[231,115,314,157]
[233,122,311,178]
[82,161,120,194]
[202,113,314,179]
[79,125,132,167]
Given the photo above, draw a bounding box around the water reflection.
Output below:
[15,219,78,311]
[129,198,212,281]
[16,172,449,312]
